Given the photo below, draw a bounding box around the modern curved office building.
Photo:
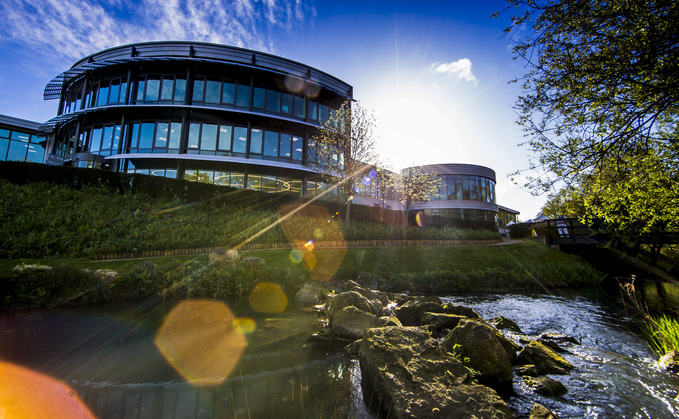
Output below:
[38,41,353,198]
[407,163,519,227]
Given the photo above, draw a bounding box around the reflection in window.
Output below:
[253,87,265,109]
[263,131,278,157]
[250,129,262,155]
[168,123,181,151]
[218,126,232,151]
[233,127,248,154]
[201,124,218,153]
[236,84,250,107]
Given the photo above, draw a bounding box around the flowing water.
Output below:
[0,291,678,418]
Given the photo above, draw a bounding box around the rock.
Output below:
[522,376,568,396]
[658,350,679,373]
[441,319,513,392]
[343,339,362,357]
[207,248,240,266]
[345,280,392,307]
[536,339,566,353]
[393,297,445,326]
[241,257,265,267]
[516,364,540,377]
[12,264,52,274]
[539,332,579,345]
[421,312,467,332]
[497,333,521,364]
[529,403,560,419]
[331,306,382,340]
[442,303,481,319]
[360,327,515,419]
[327,291,378,318]
[490,316,523,333]
[294,281,329,309]
[93,269,119,282]
[516,341,574,375]
[380,315,403,327]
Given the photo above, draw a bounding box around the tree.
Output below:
[308,100,380,224]
[502,0,679,261]
[539,184,585,219]
[391,166,441,220]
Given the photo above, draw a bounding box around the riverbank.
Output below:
[0,241,605,311]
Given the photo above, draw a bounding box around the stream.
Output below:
[1,290,678,418]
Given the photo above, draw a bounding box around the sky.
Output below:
[0,0,546,219]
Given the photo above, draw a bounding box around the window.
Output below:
[192,79,205,102]
[279,134,291,160]
[250,129,263,156]
[319,104,330,123]
[89,128,103,153]
[263,131,278,158]
[218,125,232,152]
[168,123,181,151]
[187,123,200,152]
[308,101,318,120]
[294,96,305,118]
[174,79,186,103]
[96,81,109,107]
[266,90,280,113]
[201,124,218,153]
[154,123,168,150]
[247,174,262,191]
[236,84,250,107]
[160,78,173,101]
[145,78,160,102]
[139,123,155,151]
[222,82,235,105]
[282,93,292,114]
[233,127,248,154]
[292,136,303,162]
[205,80,221,104]
[253,87,265,109]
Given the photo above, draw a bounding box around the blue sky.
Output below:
[0,0,545,218]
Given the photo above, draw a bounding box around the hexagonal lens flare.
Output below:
[154,300,247,386]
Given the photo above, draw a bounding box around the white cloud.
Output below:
[431,58,478,85]
[0,0,315,63]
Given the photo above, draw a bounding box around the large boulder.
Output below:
[421,312,467,333]
[207,248,240,266]
[360,327,515,419]
[345,280,392,307]
[393,297,446,326]
[442,303,481,319]
[441,319,513,392]
[490,316,523,333]
[516,341,574,375]
[327,291,378,318]
[330,306,383,340]
[294,281,329,309]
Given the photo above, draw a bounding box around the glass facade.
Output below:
[0,126,44,163]
[42,42,353,202]
[59,73,332,125]
[432,174,496,204]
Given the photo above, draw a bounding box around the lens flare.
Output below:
[369,169,377,179]
[0,361,95,418]
[416,211,427,228]
[289,249,304,263]
[154,300,247,386]
[284,75,304,93]
[304,82,321,98]
[277,204,346,282]
[249,282,288,313]
[233,317,257,335]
